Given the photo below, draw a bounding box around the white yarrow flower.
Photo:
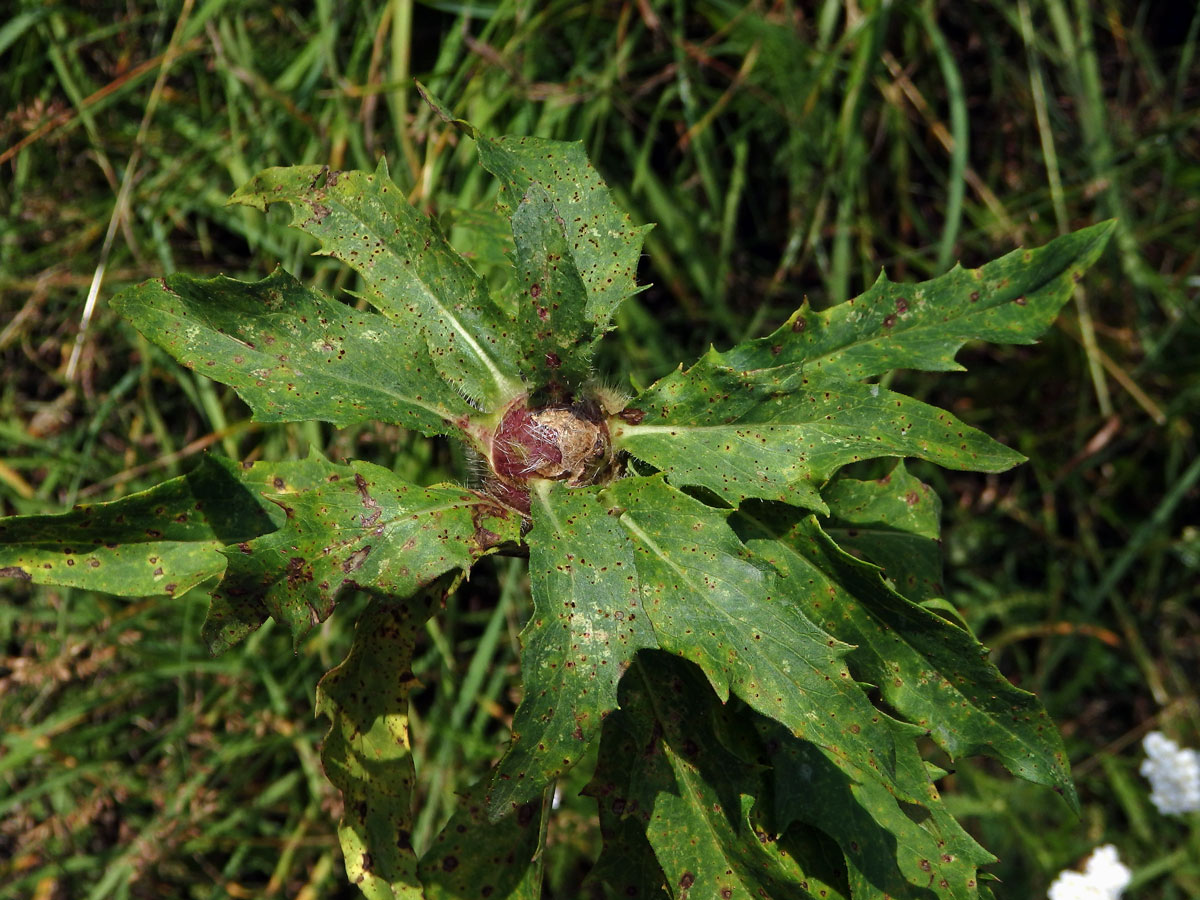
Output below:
[1140,730,1200,815]
[1047,845,1132,900]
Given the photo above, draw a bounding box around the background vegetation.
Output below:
[1,0,1197,896]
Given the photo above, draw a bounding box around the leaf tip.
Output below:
[415,80,476,139]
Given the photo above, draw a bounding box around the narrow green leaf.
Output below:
[419,782,546,900]
[0,455,273,599]
[111,268,471,435]
[316,589,437,899]
[511,185,599,388]
[613,355,1024,511]
[488,482,657,818]
[421,83,652,333]
[209,454,521,649]
[821,462,944,603]
[229,161,522,409]
[720,221,1116,379]
[736,505,1078,810]
[605,476,909,796]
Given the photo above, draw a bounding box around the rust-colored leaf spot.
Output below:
[679,872,696,889]
[896,297,908,313]
[342,546,371,573]
[441,855,458,872]
[0,566,31,581]
[546,351,562,369]
[618,407,645,425]
[970,290,980,302]
[882,314,896,329]
[530,282,541,299]
[792,316,807,332]
[286,556,313,585]
[1014,295,1027,306]
[905,490,920,506]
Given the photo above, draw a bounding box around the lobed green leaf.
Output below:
[487,481,658,818]
[112,268,471,435]
[0,455,273,599]
[821,462,944,604]
[229,161,522,409]
[316,590,437,899]
[206,453,520,651]
[587,653,854,900]
[421,83,652,337]
[605,475,913,798]
[510,185,600,388]
[613,354,1024,511]
[760,714,996,899]
[719,220,1116,379]
[736,504,1078,809]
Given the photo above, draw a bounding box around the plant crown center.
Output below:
[491,399,613,488]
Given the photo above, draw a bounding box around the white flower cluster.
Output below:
[1047,845,1132,900]
[1140,730,1200,815]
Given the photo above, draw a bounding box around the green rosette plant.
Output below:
[0,89,1115,899]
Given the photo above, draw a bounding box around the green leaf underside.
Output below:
[821,463,945,604]
[614,354,1023,511]
[719,220,1116,379]
[511,185,599,387]
[586,654,851,900]
[583,815,671,900]
[112,269,470,435]
[735,504,1077,807]
[229,162,521,409]
[316,590,436,899]
[605,476,914,799]
[471,132,653,332]
[0,455,273,598]
[419,782,545,900]
[206,454,520,651]
[759,714,995,899]
[488,482,657,817]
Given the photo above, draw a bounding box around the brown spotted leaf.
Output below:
[487,481,657,819]
[111,268,471,436]
[419,781,546,900]
[758,713,996,900]
[317,588,440,900]
[719,221,1116,379]
[209,453,521,651]
[229,161,522,410]
[611,352,1022,512]
[604,475,920,801]
[421,83,652,334]
[510,185,599,389]
[0,455,274,599]
[735,502,1078,810]
[820,462,944,604]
